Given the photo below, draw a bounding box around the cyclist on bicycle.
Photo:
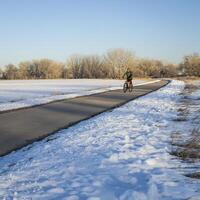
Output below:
[123,68,133,85]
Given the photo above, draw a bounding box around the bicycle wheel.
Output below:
[129,83,133,92]
[123,83,128,93]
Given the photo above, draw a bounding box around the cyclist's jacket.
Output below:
[123,71,133,80]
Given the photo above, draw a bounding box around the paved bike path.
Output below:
[0,80,169,157]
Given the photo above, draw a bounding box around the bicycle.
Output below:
[123,80,133,93]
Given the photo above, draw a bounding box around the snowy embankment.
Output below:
[0,80,200,200]
[0,79,155,112]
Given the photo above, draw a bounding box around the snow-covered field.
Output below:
[0,80,200,200]
[0,79,152,112]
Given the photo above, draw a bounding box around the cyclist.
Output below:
[123,68,133,87]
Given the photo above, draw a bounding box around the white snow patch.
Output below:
[0,79,158,112]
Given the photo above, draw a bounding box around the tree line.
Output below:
[0,49,199,80]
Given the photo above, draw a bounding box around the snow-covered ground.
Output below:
[0,79,152,112]
[0,80,200,200]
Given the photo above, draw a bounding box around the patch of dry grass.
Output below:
[171,129,200,160]
[185,172,200,179]
[184,84,199,93]
[170,81,200,179]
[176,77,200,82]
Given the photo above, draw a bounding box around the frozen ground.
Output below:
[0,79,152,112]
[0,80,200,200]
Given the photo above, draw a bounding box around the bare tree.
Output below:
[18,61,31,79]
[0,68,4,79]
[180,53,200,76]
[66,55,83,78]
[83,55,106,78]
[160,63,178,77]
[4,64,18,79]
[104,49,136,79]
[0,48,183,80]
[138,59,163,77]
[25,59,64,79]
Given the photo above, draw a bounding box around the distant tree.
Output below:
[0,48,188,80]
[26,59,64,79]
[38,59,64,79]
[26,61,41,79]
[66,55,83,78]
[179,53,200,76]
[66,55,107,79]
[4,64,18,79]
[160,64,178,77]
[82,55,106,78]
[104,49,136,79]
[62,66,71,78]
[0,68,4,79]
[130,66,144,77]
[18,61,31,79]
[138,59,167,77]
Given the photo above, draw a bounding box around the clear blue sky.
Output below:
[0,0,200,66]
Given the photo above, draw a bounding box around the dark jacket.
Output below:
[123,71,133,80]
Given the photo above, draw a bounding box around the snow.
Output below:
[0,80,200,200]
[0,79,156,112]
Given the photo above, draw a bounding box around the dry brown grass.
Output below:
[170,82,200,179]
[184,83,199,92]
[176,77,200,81]
[171,129,200,160]
[185,172,200,179]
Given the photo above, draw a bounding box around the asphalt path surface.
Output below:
[0,80,169,157]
